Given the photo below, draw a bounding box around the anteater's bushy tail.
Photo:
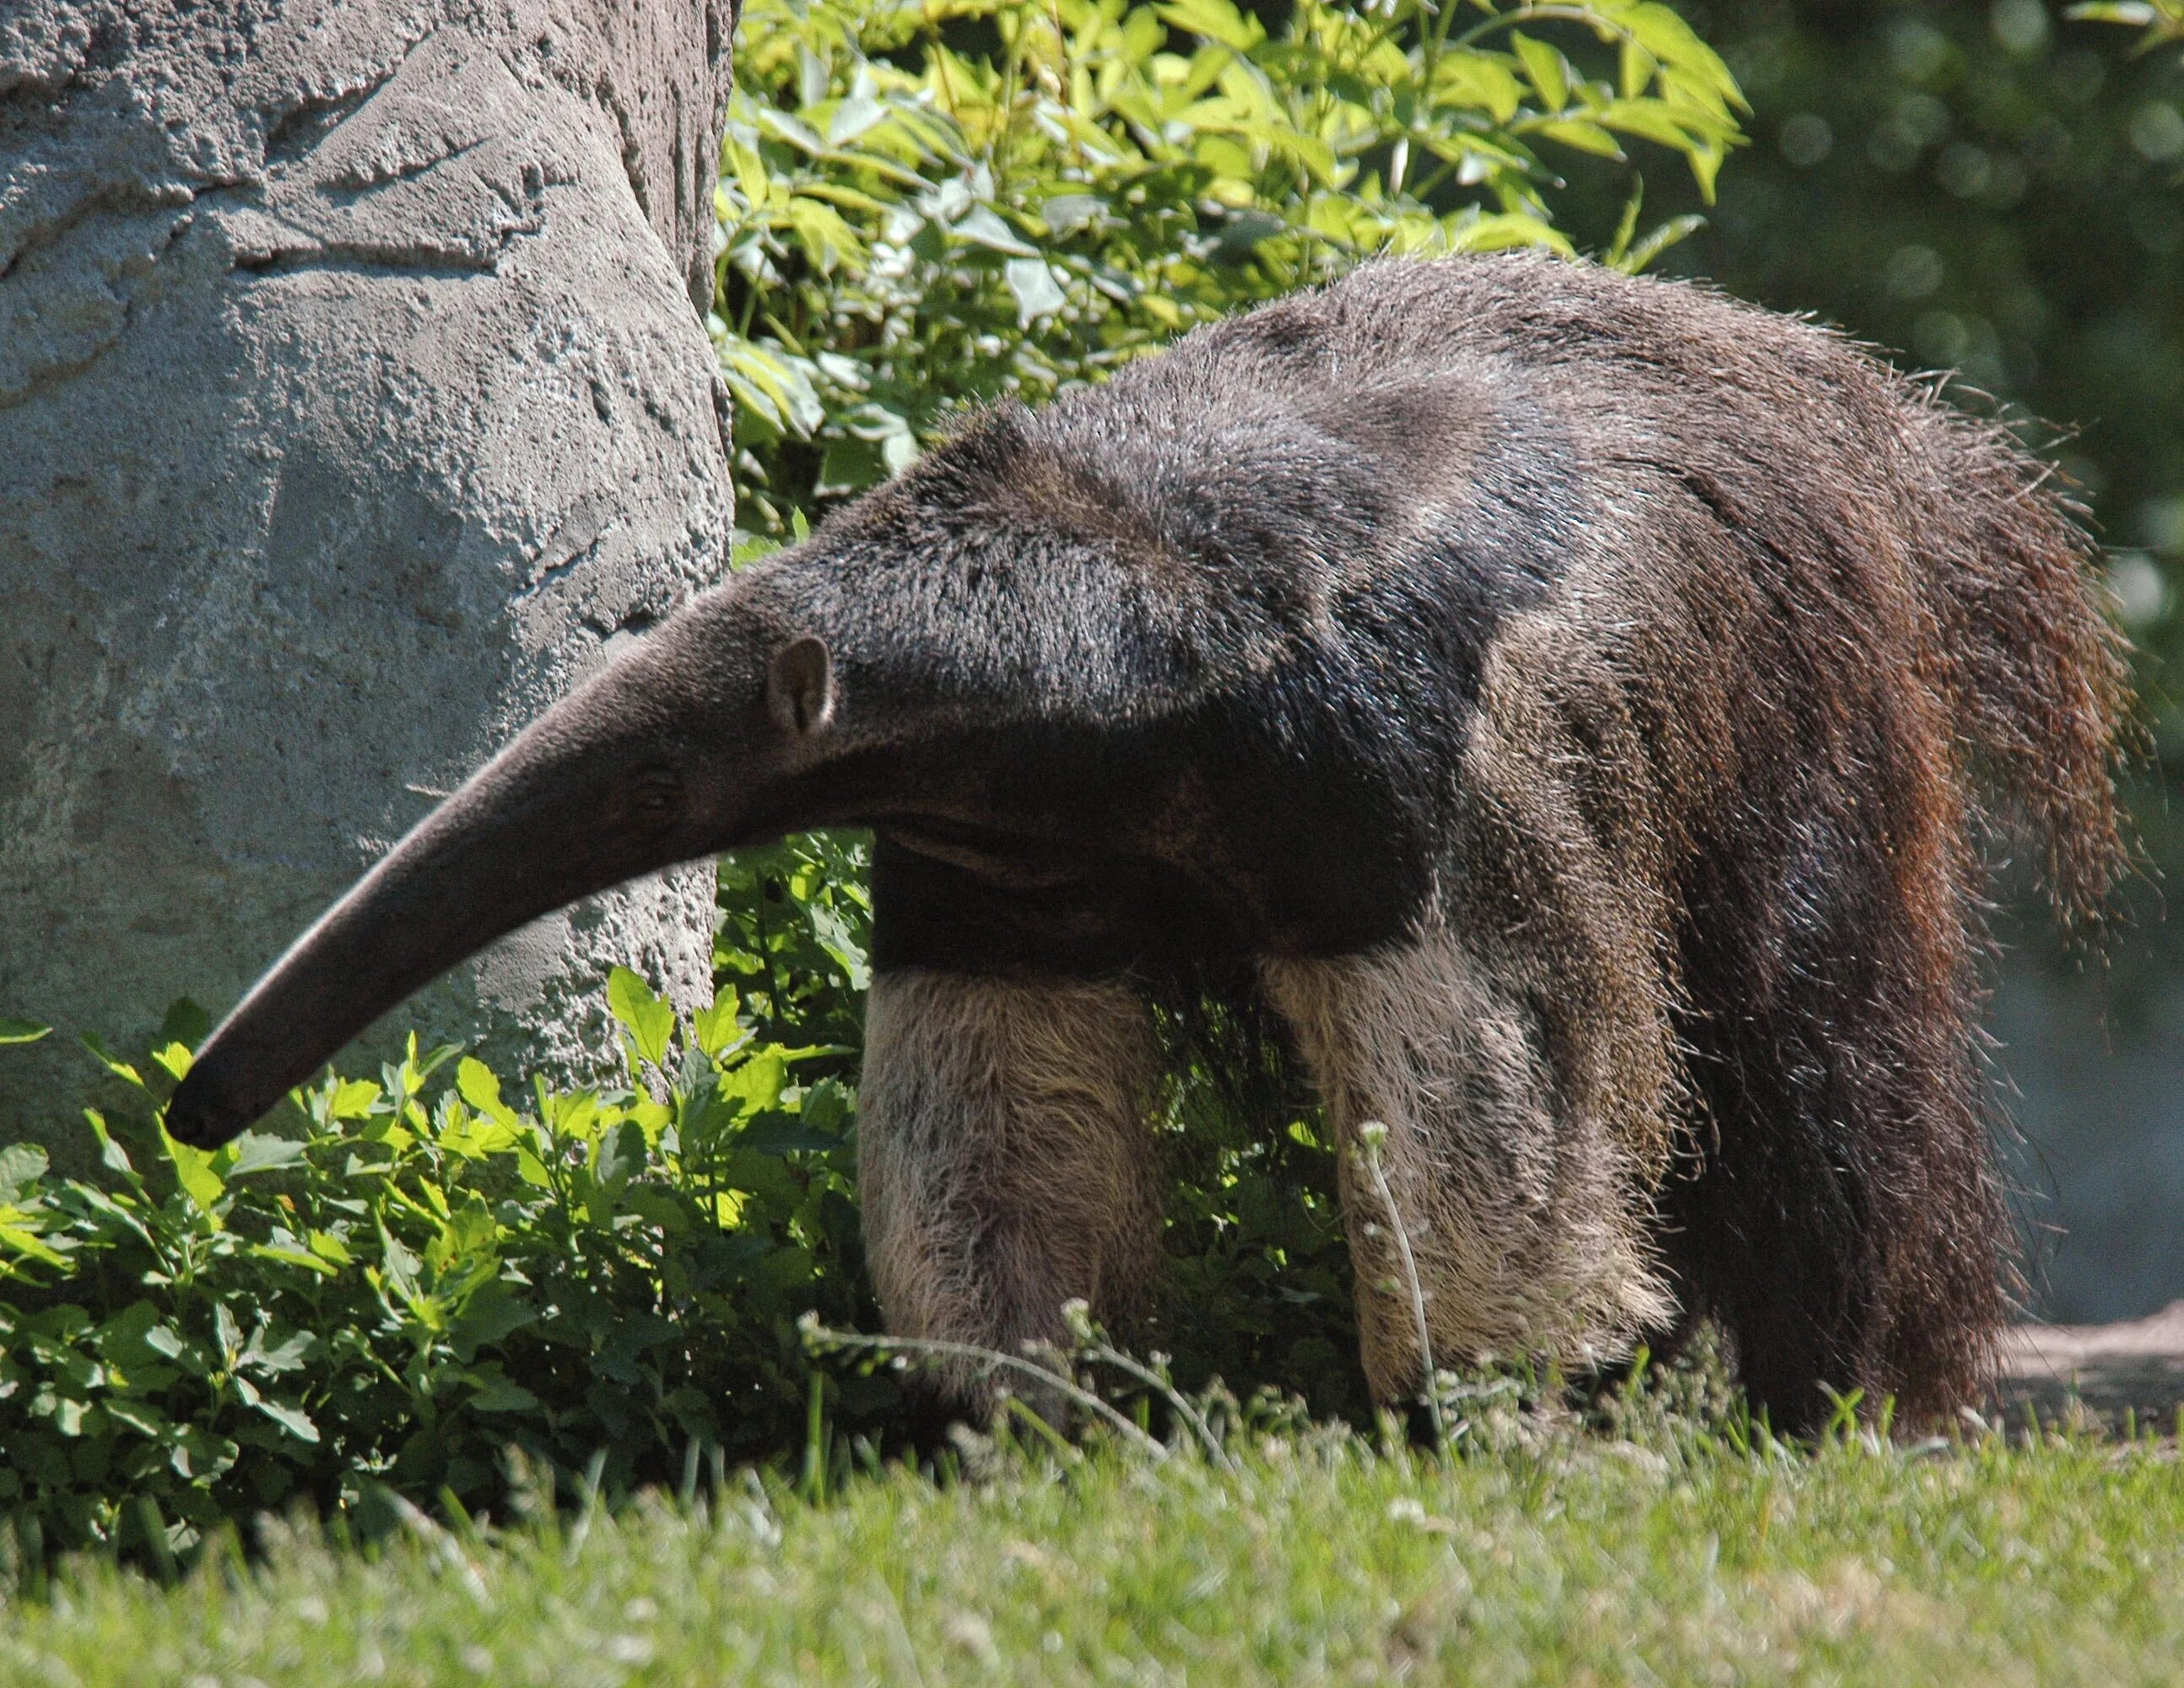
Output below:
[1911,399,2134,930]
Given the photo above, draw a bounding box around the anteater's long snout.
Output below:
[161,600,816,1148]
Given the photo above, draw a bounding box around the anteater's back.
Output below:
[996,252,2131,1424]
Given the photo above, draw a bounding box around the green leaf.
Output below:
[592,1118,649,1193]
[1614,213,1706,275]
[163,1134,225,1216]
[455,1058,520,1128]
[607,966,676,1069]
[247,1243,338,1277]
[79,1033,144,1090]
[1005,257,1069,326]
[1530,117,1625,160]
[717,1048,789,1117]
[952,205,1041,257]
[1155,0,1263,52]
[86,1110,136,1181]
[0,1018,51,1045]
[253,1395,320,1443]
[1510,34,1570,114]
[226,1133,307,1179]
[815,433,887,498]
[692,991,744,1058]
[0,1143,47,1196]
[308,1229,354,1268]
[242,1323,316,1375]
[1041,192,1108,236]
[462,1366,541,1414]
[170,1425,238,1480]
[739,1116,846,1156]
[100,1398,172,1439]
[159,997,212,1051]
[326,1078,381,1122]
[450,1282,536,1356]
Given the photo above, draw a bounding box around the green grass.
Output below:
[6,1414,2182,1685]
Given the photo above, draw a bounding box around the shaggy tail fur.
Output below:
[1911,402,2133,926]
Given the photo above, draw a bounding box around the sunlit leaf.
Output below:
[607,966,677,1069]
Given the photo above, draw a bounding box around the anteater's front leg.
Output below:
[856,968,1163,1416]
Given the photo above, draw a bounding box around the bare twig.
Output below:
[798,1312,1170,1461]
[1356,1119,1446,1447]
[1061,1300,1238,1474]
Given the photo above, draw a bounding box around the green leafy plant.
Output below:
[0,836,1369,1571]
[0,923,884,1566]
[2069,0,2184,60]
[716,0,1745,528]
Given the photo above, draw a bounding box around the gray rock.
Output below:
[0,0,738,1163]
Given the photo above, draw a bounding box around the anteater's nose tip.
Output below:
[162,1064,246,1149]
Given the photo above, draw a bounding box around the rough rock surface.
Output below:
[0,0,738,1161]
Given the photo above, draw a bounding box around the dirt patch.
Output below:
[1994,1300,2184,1431]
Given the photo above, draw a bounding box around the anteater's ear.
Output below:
[766,635,835,738]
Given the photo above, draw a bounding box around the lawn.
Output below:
[6,1409,2181,1686]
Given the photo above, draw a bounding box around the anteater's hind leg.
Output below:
[1661,822,2010,1436]
[857,968,1164,1419]
[1262,930,1676,1406]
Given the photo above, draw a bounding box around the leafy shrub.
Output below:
[0,852,876,1566]
[716,0,1745,528]
[0,840,1363,1569]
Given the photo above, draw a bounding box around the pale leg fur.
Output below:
[857,968,1163,1410]
[1262,928,1674,1404]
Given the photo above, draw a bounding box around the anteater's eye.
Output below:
[630,768,682,816]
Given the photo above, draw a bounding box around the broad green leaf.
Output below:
[952,204,1041,257]
[1156,0,1263,52]
[456,1058,521,1128]
[450,1282,536,1355]
[592,1118,649,1193]
[1431,55,1525,125]
[1005,257,1068,326]
[326,1078,381,1121]
[1510,33,1570,113]
[692,991,745,1058]
[607,966,676,1068]
[164,1134,225,1216]
[100,1398,172,1438]
[718,1048,789,1116]
[463,1366,541,1414]
[0,1224,67,1269]
[0,1143,47,1195]
[0,1018,51,1045]
[157,995,209,1047]
[253,1395,320,1443]
[226,1132,307,1178]
[307,1229,354,1267]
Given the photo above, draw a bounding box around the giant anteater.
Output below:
[166,252,2131,1431]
